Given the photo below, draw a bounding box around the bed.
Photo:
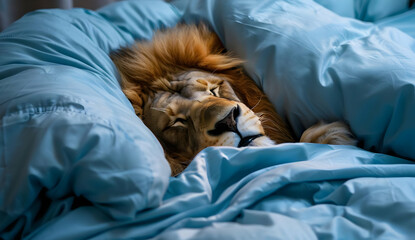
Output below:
[1,0,415,239]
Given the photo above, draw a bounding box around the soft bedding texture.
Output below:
[0,0,178,238]
[176,0,415,160]
[1,0,415,239]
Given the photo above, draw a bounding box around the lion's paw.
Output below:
[300,121,357,146]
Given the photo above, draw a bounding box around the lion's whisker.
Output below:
[251,95,263,111]
[151,107,167,113]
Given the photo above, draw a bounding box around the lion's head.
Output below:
[111,24,294,175]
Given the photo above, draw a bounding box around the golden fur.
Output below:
[111,24,356,175]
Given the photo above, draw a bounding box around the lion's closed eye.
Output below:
[171,117,187,128]
[209,86,219,97]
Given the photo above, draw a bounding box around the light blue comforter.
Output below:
[1,0,415,239]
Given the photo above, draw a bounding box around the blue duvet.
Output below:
[1,0,415,239]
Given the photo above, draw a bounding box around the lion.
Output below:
[111,24,357,176]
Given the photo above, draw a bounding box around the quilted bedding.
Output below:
[1,0,415,239]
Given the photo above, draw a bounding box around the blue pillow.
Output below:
[173,0,415,160]
[313,0,410,22]
[0,0,180,238]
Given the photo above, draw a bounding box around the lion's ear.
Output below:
[122,84,148,118]
[111,48,151,118]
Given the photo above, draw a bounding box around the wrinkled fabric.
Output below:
[27,145,415,239]
[0,0,179,239]
[1,0,415,239]
[313,0,411,21]
[174,0,415,161]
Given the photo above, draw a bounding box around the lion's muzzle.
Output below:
[206,104,264,147]
[207,105,240,136]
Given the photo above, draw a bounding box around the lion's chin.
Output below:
[245,135,275,147]
[238,134,263,147]
[214,131,273,148]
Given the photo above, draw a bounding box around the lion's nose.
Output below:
[207,105,241,136]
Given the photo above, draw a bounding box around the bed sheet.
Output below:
[27,144,415,239]
[0,0,179,238]
[1,0,415,239]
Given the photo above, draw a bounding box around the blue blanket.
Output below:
[1,0,415,239]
